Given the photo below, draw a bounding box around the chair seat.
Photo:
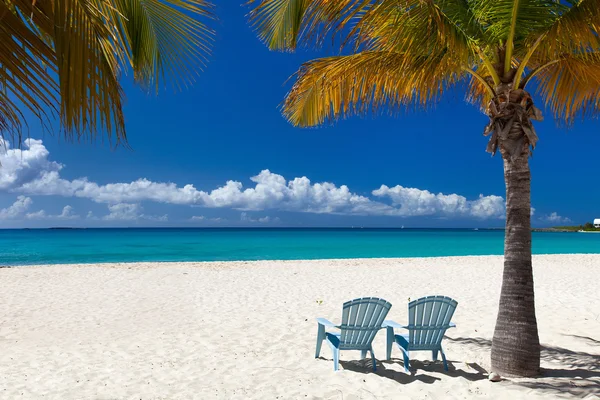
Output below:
[327,332,373,350]
[394,333,443,351]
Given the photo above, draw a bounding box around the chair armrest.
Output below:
[448,322,456,328]
[382,320,407,329]
[316,318,338,328]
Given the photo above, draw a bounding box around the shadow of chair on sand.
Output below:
[316,356,488,385]
[446,336,600,397]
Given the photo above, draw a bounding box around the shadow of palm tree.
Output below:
[563,334,600,347]
[447,336,600,397]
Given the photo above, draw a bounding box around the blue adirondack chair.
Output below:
[383,295,458,372]
[315,297,392,371]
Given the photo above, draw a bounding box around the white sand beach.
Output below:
[1,254,598,399]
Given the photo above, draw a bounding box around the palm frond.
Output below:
[467,72,494,110]
[247,0,312,51]
[356,0,482,50]
[527,0,600,65]
[248,0,368,51]
[111,0,214,91]
[471,0,567,74]
[0,1,58,142]
[2,0,214,147]
[534,52,600,124]
[282,50,465,127]
[48,0,126,143]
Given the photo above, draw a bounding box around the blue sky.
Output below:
[1,2,598,228]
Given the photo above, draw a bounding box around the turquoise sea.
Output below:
[1,228,599,266]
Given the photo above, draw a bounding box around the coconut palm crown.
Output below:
[248,0,600,377]
[1,0,213,146]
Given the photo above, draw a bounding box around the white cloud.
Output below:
[372,185,505,218]
[103,203,167,222]
[542,212,571,224]
[240,212,250,222]
[0,196,32,219]
[25,210,47,220]
[240,212,280,223]
[59,205,78,219]
[0,139,62,191]
[0,138,534,222]
[189,215,223,222]
[259,216,280,223]
[103,203,142,221]
[530,207,536,216]
[0,194,78,221]
[26,205,80,220]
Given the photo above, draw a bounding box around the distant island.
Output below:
[534,222,600,233]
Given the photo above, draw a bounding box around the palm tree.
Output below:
[248,0,600,377]
[1,0,213,146]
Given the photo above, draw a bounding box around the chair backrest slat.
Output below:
[352,299,370,345]
[425,297,441,344]
[407,296,457,350]
[339,297,392,349]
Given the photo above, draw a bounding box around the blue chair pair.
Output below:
[315,296,458,372]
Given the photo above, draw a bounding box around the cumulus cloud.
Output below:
[1,138,519,221]
[259,216,279,223]
[26,205,79,220]
[189,215,223,223]
[541,212,571,224]
[372,186,505,218]
[104,203,141,221]
[0,196,33,219]
[240,212,280,223]
[59,206,78,219]
[103,203,167,222]
[25,210,47,220]
[0,139,62,191]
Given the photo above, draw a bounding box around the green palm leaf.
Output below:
[1,0,214,147]
[283,50,464,126]
[0,1,58,140]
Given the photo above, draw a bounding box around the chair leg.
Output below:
[370,347,377,372]
[361,349,367,359]
[386,327,395,360]
[432,350,438,361]
[333,347,340,371]
[400,348,410,373]
[440,347,448,371]
[315,323,325,358]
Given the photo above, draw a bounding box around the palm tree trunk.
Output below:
[491,151,540,377]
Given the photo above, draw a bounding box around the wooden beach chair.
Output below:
[315,297,392,371]
[383,295,458,372]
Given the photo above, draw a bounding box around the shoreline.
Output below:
[4,252,600,268]
[2,254,599,399]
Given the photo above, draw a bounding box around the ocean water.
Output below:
[0,228,599,266]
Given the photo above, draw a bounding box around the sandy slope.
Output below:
[0,255,598,399]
